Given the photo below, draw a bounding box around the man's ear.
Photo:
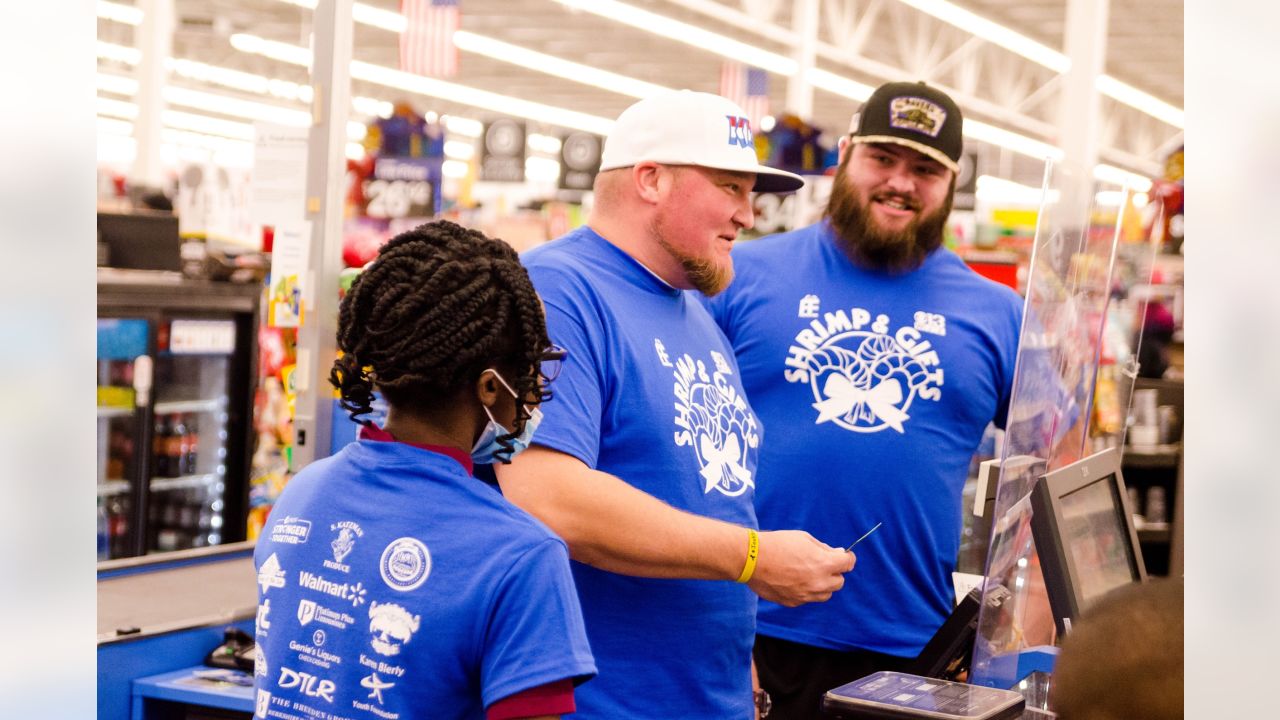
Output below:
[632,162,666,204]
[474,370,501,409]
[837,136,853,166]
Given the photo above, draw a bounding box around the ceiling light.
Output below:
[1093,164,1152,193]
[442,159,469,178]
[97,40,140,65]
[443,140,475,160]
[97,0,143,26]
[806,69,874,102]
[163,110,255,141]
[445,116,484,138]
[527,133,563,155]
[453,31,671,99]
[896,0,1070,73]
[526,157,562,183]
[97,72,139,96]
[549,0,797,75]
[965,119,1064,162]
[97,96,138,120]
[1094,76,1184,129]
[230,34,615,135]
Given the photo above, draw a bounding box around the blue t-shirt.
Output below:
[522,227,761,719]
[252,441,595,720]
[705,222,1023,657]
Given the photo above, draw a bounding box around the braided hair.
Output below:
[329,220,551,462]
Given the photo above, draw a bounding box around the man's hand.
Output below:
[748,531,855,607]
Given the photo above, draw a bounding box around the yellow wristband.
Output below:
[736,529,760,583]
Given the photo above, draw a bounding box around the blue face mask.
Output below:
[470,369,542,464]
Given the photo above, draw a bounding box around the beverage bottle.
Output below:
[97,498,110,561]
[168,414,187,478]
[185,416,200,474]
[153,415,171,478]
[108,495,129,558]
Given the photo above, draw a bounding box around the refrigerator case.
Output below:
[97,276,259,558]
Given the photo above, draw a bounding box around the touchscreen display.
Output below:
[1059,477,1136,605]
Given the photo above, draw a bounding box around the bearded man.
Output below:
[705,81,1025,720]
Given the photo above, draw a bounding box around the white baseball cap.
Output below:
[599,90,805,194]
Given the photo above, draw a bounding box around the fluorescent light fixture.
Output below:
[443,140,475,160]
[97,116,135,136]
[352,96,394,118]
[1095,75,1184,129]
[1093,164,1152,193]
[98,0,143,26]
[97,40,141,65]
[527,133,563,155]
[976,174,1060,205]
[965,119,1063,162]
[525,156,562,183]
[807,68,874,102]
[230,34,616,135]
[445,116,484,138]
[549,0,796,75]
[97,96,138,120]
[452,31,672,99]
[896,0,1070,73]
[442,159,470,178]
[164,85,312,127]
[97,72,139,96]
[164,110,255,141]
[1094,190,1126,208]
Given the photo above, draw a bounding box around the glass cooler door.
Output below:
[147,318,238,553]
[96,318,151,560]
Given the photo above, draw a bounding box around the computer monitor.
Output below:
[1030,447,1146,636]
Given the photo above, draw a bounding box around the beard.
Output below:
[650,216,735,297]
[825,163,954,273]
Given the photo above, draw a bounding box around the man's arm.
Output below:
[496,446,854,607]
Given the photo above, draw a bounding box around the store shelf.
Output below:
[98,480,130,496]
[1121,443,1181,468]
[150,474,222,492]
[154,398,225,415]
[97,406,134,419]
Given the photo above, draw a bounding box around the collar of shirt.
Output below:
[358,422,474,476]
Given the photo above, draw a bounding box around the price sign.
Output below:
[364,157,437,219]
[752,193,797,235]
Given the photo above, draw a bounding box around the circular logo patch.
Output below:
[379,537,431,592]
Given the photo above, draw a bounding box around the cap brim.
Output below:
[751,166,805,193]
[849,135,960,173]
[599,159,806,193]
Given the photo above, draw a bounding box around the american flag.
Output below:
[400,0,459,78]
[719,61,770,134]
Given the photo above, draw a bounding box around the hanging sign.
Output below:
[558,131,602,191]
[364,157,437,219]
[479,118,526,182]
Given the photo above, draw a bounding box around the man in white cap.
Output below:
[496,90,855,719]
[705,81,1025,719]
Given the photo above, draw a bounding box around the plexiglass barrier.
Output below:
[970,159,1162,688]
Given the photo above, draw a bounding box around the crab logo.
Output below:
[671,351,759,496]
[797,332,940,433]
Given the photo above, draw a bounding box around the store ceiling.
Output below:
[97,0,1184,187]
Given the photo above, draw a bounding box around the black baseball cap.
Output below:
[848,81,963,173]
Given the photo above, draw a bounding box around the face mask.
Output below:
[470,369,542,464]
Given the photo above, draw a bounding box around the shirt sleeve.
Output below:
[479,537,596,709]
[486,679,576,720]
[524,264,608,468]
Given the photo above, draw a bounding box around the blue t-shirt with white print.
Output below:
[252,440,595,720]
[522,226,761,720]
[704,222,1023,657]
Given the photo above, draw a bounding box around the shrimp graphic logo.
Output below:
[782,302,945,434]
[368,601,420,657]
[666,344,760,497]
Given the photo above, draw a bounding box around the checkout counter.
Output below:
[98,542,257,719]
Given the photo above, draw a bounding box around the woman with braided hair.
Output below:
[253,220,595,720]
